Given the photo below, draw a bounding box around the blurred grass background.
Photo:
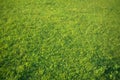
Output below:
[0,0,120,80]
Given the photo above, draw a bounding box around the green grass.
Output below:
[0,0,120,80]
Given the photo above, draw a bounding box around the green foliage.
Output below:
[0,0,120,80]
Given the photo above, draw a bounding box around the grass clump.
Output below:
[0,0,120,80]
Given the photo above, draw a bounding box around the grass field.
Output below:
[0,0,120,80]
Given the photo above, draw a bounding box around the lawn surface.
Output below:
[0,0,120,80]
